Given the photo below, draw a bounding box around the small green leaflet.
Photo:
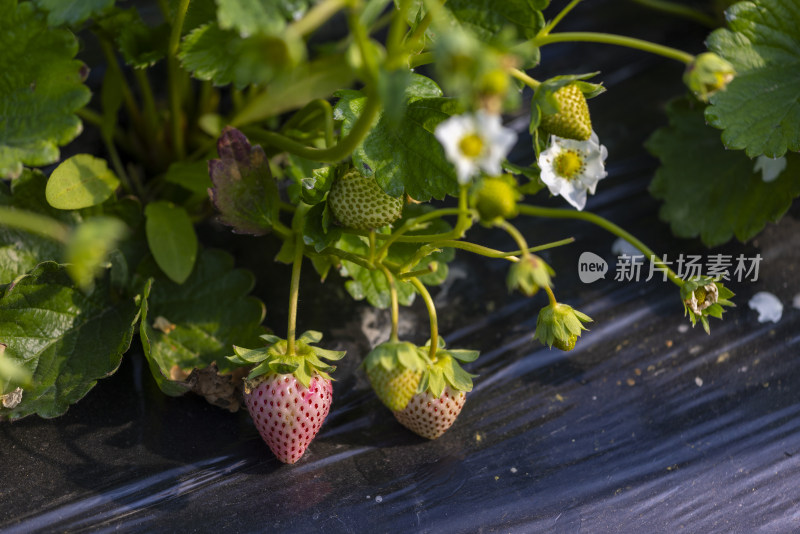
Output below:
[178,22,303,89]
[334,75,462,201]
[145,201,198,284]
[0,170,80,284]
[336,205,455,307]
[45,154,120,210]
[705,0,800,157]
[139,249,266,396]
[216,0,308,37]
[33,0,115,26]
[399,0,548,45]
[64,216,128,289]
[0,263,139,420]
[647,98,800,246]
[0,0,91,178]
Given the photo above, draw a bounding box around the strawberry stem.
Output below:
[409,277,439,362]
[497,220,532,259]
[540,0,585,36]
[379,264,401,341]
[509,68,540,90]
[286,233,305,356]
[544,285,558,307]
[167,0,191,159]
[534,32,694,65]
[518,204,685,287]
[629,0,717,28]
[287,0,349,37]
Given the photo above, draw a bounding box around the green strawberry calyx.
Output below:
[680,276,735,334]
[363,340,429,374]
[227,330,345,390]
[534,302,592,350]
[417,338,479,398]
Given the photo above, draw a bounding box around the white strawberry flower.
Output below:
[435,111,517,185]
[753,155,786,183]
[538,131,608,211]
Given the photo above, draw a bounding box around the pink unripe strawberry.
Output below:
[393,386,467,439]
[244,373,332,464]
[229,330,345,464]
[391,341,479,440]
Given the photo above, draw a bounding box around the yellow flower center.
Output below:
[459,133,484,158]
[553,150,584,180]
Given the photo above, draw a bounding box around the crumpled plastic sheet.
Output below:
[3,3,800,532]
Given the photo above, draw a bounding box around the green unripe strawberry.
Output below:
[471,176,519,223]
[328,168,404,230]
[553,334,577,352]
[540,84,592,141]
[364,341,427,412]
[368,365,422,412]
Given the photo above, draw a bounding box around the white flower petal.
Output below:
[748,291,783,323]
[536,130,607,211]
[753,155,787,183]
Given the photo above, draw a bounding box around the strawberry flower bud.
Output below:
[534,302,592,351]
[470,175,520,223]
[683,52,736,102]
[507,254,554,297]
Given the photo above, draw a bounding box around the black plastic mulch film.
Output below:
[2,2,800,533]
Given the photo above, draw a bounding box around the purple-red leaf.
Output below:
[208,127,279,235]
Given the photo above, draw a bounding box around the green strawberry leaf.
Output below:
[337,233,417,308]
[333,75,463,201]
[0,0,91,178]
[216,0,308,37]
[400,0,547,45]
[705,0,800,157]
[45,154,120,210]
[303,202,342,253]
[647,98,800,246]
[145,201,198,284]
[208,127,280,236]
[0,170,80,283]
[163,160,212,196]
[139,249,266,396]
[64,216,128,289]
[178,22,303,89]
[32,0,114,26]
[0,263,140,420]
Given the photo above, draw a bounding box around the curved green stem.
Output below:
[376,207,463,259]
[409,51,434,68]
[409,277,438,362]
[288,0,348,36]
[422,236,575,264]
[510,68,541,90]
[168,0,192,159]
[286,233,305,356]
[497,220,532,259]
[629,0,717,28]
[281,99,335,148]
[245,92,381,162]
[534,32,694,64]
[0,208,70,243]
[517,204,684,286]
[378,264,400,341]
[541,0,584,36]
[368,230,377,265]
[544,284,558,307]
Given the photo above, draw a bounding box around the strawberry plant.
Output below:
[1,0,798,464]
